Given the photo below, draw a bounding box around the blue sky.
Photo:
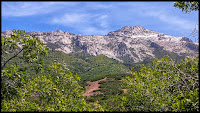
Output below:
[1,1,199,42]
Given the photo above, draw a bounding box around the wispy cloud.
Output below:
[158,14,195,31]
[80,26,109,35]
[2,2,77,16]
[51,12,110,35]
[2,1,198,40]
[140,7,195,31]
[52,13,89,26]
[2,2,112,35]
[126,2,196,31]
[96,15,109,28]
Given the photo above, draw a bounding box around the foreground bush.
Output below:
[1,30,103,111]
[121,56,199,111]
[2,63,103,111]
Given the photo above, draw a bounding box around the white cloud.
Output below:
[84,2,113,10]
[52,13,89,26]
[121,2,196,32]
[51,13,110,35]
[95,14,109,28]
[2,2,77,16]
[142,9,195,31]
[2,1,197,37]
[80,26,109,35]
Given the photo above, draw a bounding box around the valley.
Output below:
[2,26,198,101]
[1,26,199,111]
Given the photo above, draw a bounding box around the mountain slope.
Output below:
[2,26,198,64]
[43,51,131,81]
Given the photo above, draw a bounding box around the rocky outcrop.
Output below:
[2,26,199,63]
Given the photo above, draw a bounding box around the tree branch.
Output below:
[1,48,24,69]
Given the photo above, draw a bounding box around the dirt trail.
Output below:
[122,89,128,93]
[82,77,107,97]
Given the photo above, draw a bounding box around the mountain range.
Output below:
[2,26,199,64]
[2,26,199,98]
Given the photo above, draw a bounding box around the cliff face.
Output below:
[2,26,199,63]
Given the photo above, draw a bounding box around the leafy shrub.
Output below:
[1,30,103,112]
[121,56,199,111]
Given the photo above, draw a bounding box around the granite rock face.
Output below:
[2,26,199,63]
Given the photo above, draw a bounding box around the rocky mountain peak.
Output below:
[2,26,198,63]
[107,26,159,37]
[1,30,13,35]
[120,26,144,32]
[56,30,63,33]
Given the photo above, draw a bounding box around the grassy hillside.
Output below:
[4,49,187,90]
[42,51,91,75]
[80,54,130,80]
[44,51,131,81]
[4,49,186,83]
[5,50,131,81]
[85,73,132,109]
[4,49,190,111]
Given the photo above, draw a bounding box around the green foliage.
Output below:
[98,80,124,95]
[120,56,199,111]
[89,72,132,82]
[1,30,49,72]
[106,73,132,80]
[82,63,130,80]
[2,63,101,111]
[69,51,93,61]
[152,48,186,63]
[39,51,131,81]
[118,56,135,69]
[45,52,131,81]
[87,54,118,66]
[90,74,107,82]
[85,54,131,78]
[174,1,199,13]
[1,30,49,101]
[85,73,132,111]
[43,51,91,75]
[2,29,198,112]
[1,30,103,112]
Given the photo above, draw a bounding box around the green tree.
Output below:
[1,30,49,69]
[1,30,49,100]
[174,1,199,13]
[174,1,199,42]
[1,30,103,111]
[120,56,199,111]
